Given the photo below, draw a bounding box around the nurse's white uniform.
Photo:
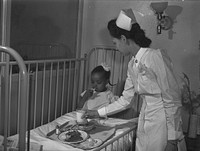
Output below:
[98,48,186,151]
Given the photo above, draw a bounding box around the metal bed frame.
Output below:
[0,45,138,151]
[93,125,136,151]
[0,46,28,151]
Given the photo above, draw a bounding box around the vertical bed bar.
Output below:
[48,62,53,123]
[27,63,31,151]
[66,61,72,113]
[75,60,81,109]
[33,63,38,128]
[111,50,115,87]
[41,62,46,125]
[1,0,11,150]
[3,56,9,151]
[17,72,21,133]
[72,60,79,110]
[84,53,88,90]
[54,61,60,119]
[7,65,12,136]
[61,61,66,115]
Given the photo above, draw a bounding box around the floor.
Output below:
[129,135,200,151]
[185,135,200,151]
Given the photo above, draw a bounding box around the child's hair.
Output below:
[91,65,115,86]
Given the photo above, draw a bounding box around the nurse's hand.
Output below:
[83,110,100,119]
[165,140,178,151]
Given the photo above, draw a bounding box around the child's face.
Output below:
[91,72,108,92]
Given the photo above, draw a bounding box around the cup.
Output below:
[88,138,95,146]
[76,110,87,124]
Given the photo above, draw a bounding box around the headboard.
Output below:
[85,46,141,119]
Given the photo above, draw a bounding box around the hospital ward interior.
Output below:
[0,0,200,151]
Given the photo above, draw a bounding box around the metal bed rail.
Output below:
[0,46,138,151]
[93,125,137,151]
[0,46,28,151]
[0,56,87,137]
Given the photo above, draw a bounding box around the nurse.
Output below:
[84,9,186,151]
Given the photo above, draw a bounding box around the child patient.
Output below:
[77,63,118,110]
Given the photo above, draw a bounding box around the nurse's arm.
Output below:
[98,72,135,117]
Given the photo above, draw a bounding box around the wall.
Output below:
[10,0,79,59]
[80,0,200,93]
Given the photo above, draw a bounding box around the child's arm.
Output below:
[77,89,94,110]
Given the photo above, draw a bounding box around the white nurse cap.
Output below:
[116,8,137,31]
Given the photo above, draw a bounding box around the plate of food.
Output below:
[58,130,88,144]
[78,121,95,131]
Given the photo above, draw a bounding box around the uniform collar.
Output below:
[135,47,148,63]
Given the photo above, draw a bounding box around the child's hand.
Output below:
[78,89,95,110]
[82,89,94,100]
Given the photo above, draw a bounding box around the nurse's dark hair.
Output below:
[91,65,114,86]
[107,19,151,47]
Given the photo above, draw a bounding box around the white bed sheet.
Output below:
[10,111,138,151]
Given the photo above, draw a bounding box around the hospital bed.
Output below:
[0,44,140,151]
